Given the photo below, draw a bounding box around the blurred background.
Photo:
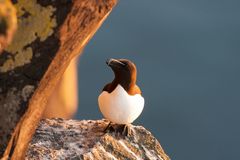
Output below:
[46,0,240,159]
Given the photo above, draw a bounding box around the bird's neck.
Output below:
[112,72,136,92]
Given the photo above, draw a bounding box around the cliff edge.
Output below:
[26,118,170,160]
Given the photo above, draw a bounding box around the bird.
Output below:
[98,58,144,136]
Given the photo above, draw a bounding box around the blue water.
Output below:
[76,0,240,159]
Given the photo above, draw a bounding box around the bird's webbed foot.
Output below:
[104,122,115,133]
[104,122,133,137]
[121,124,133,136]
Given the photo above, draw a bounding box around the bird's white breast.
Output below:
[98,85,144,124]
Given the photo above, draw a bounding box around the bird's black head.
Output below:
[106,58,137,87]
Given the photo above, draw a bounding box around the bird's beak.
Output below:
[106,58,125,67]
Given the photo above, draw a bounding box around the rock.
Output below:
[0,0,117,157]
[0,0,17,51]
[25,119,170,160]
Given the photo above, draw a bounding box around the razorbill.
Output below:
[98,58,144,135]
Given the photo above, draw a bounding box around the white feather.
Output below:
[98,85,144,124]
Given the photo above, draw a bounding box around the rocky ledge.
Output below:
[25,119,170,160]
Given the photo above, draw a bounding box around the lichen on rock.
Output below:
[26,119,170,160]
[0,0,56,72]
[0,87,23,153]
[21,85,34,101]
[0,84,35,154]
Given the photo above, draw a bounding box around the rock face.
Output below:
[0,0,117,157]
[0,0,17,51]
[26,119,170,160]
